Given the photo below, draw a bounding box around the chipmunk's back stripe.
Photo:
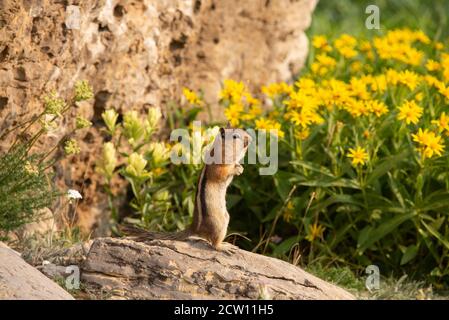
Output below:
[199,166,208,217]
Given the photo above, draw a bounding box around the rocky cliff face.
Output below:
[0,0,316,234]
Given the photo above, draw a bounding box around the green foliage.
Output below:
[96,104,218,232]
[0,80,92,235]
[0,146,59,233]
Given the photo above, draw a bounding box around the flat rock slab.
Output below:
[82,237,355,300]
[0,242,74,300]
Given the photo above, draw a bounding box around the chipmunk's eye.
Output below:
[233,133,241,140]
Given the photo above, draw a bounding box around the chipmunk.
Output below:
[120,127,252,251]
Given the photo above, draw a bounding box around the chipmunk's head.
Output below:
[213,126,252,165]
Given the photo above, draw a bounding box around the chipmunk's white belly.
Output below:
[205,181,229,218]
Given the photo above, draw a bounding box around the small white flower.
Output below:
[67,189,82,200]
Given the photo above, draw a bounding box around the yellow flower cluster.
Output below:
[220,28,448,162]
[412,129,445,159]
[255,118,285,138]
[221,79,262,126]
[334,34,358,59]
[373,29,428,65]
[183,88,203,106]
[397,100,423,125]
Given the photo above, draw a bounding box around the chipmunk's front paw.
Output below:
[234,164,244,176]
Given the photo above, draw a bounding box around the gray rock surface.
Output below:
[0,242,74,300]
[81,237,355,300]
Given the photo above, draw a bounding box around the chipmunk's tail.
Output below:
[118,224,193,242]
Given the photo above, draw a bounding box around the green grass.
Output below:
[309,0,449,40]
[306,263,449,299]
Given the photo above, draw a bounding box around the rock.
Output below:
[81,237,354,299]
[16,208,55,239]
[0,242,74,300]
[0,0,317,235]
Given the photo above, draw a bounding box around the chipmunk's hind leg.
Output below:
[209,228,237,255]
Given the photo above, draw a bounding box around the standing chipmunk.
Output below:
[120,127,252,251]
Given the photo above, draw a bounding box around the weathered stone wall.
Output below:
[0,0,317,234]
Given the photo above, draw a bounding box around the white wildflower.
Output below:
[67,189,82,201]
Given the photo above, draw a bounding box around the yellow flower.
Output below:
[347,146,369,166]
[316,53,337,67]
[102,109,119,134]
[241,104,263,121]
[255,118,285,138]
[183,88,202,105]
[349,77,370,100]
[412,128,445,159]
[360,40,374,60]
[424,74,438,86]
[350,61,363,73]
[123,110,144,146]
[44,90,65,116]
[75,116,92,130]
[74,80,94,101]
[305,222,325,242]
[283,201,295,223]
[435,42,444,50]
[319,79,353,109]
[125,153,150,178]
[425,59,440,72]
[294,128,310,140]
[386,68,400,86]
[146,107,162,132]
[148,142,170,164]
[415,92,424,102]
[312,35,332,52]
[224,102,244,126]
[397,100,423,125]
[220,79,246,102]
[363,130,370,139]
[334,34,358,59]
[367,100,389,117]
[369,74,387,93]
[152,167,166,177]
[64,139,81,155]
[262,82,293,98]
[95,142,117,180]
[431,112,449,132]
[311,54,337,75]
[373,29,424,66]
[338,46,358,58]
[437,84,449,100]
[398,70,420,91]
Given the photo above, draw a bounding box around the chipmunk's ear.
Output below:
[226,122,231,129]
[220,127,225,138]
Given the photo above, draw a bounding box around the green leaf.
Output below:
[357,212,416,254]
[294,177,360,189]
[273,236,299,256]
[400,244,419,265]
[420,191,449,212]
[273,171,295,200]
[366,150,409,185]
[290,160,335,178]
[421,220,449,251]
[312,194,364,213]
[387,172,409,208]
[329,223,354,249]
